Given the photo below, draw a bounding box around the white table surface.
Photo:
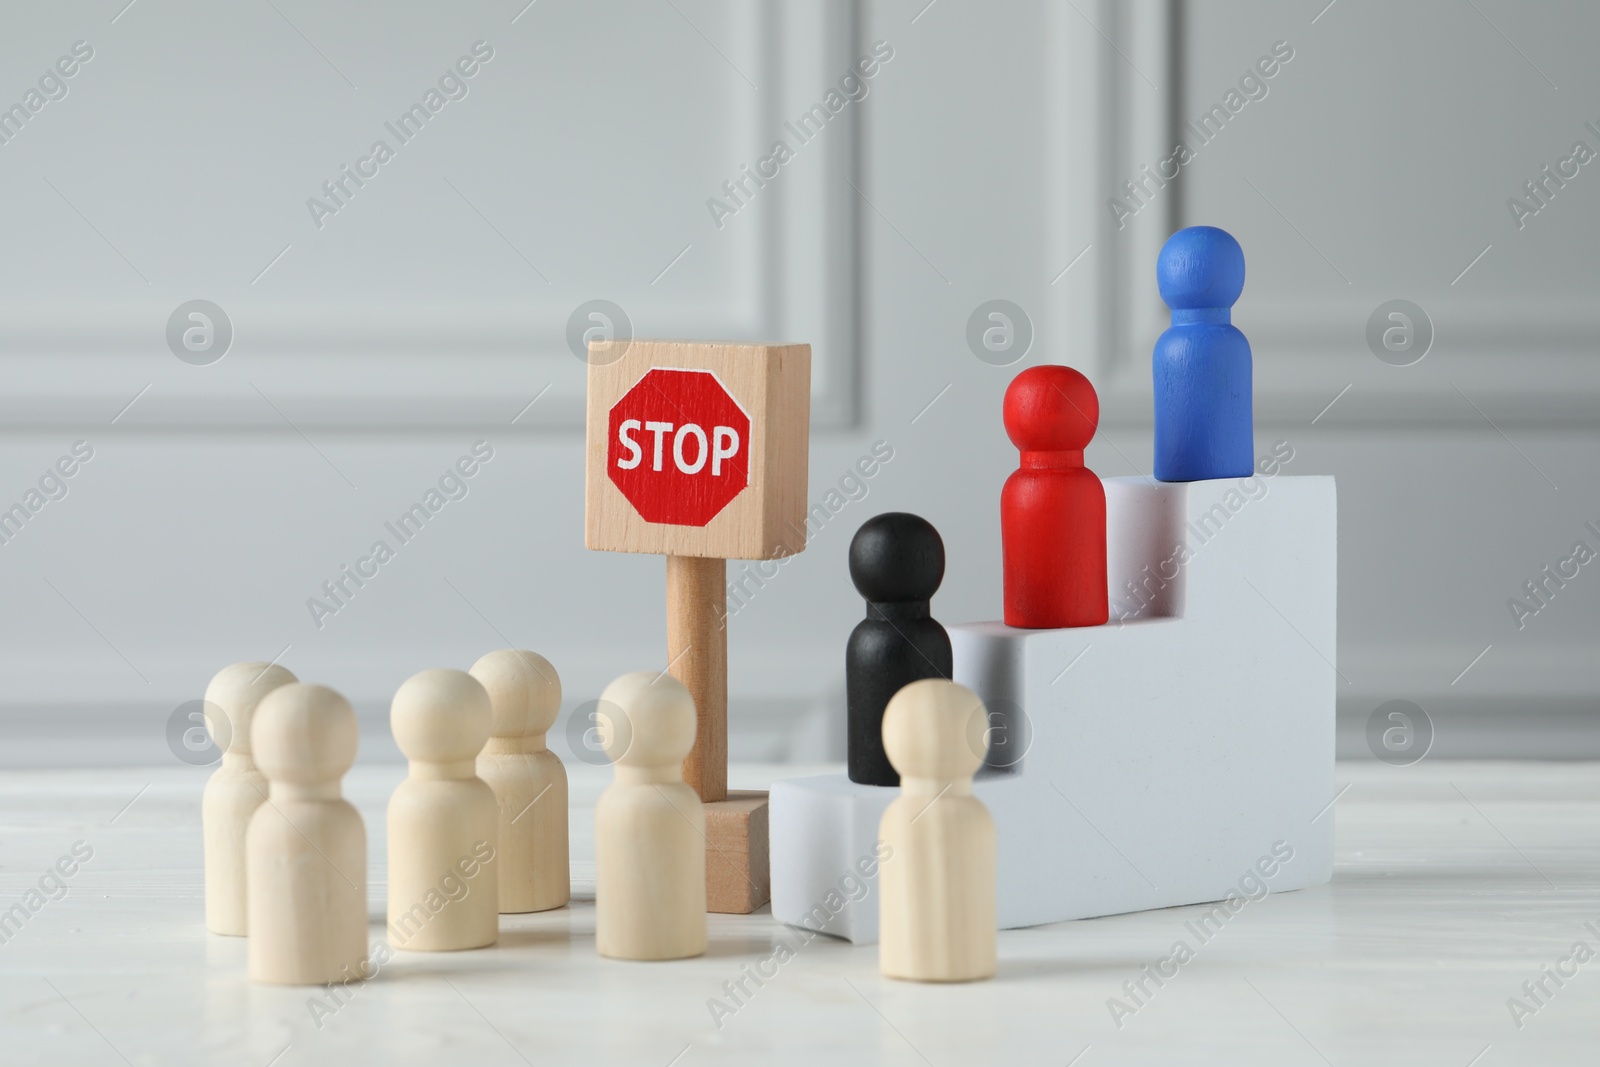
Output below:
[1,759,1597,1066]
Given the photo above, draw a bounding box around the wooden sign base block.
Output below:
[705,790,770,914]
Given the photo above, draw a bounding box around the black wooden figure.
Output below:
[846,512,952,786]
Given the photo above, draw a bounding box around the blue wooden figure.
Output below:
[1153,226,1253,482]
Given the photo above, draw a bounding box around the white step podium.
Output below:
[771,473,1338,942]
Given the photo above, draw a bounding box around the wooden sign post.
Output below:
[586,339,810,913]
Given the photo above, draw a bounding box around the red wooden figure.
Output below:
[1001,365,1109,629]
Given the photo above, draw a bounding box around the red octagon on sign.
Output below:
[607,368,751,527]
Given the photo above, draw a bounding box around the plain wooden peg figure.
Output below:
[202,660,296,936]
[471,649,569,914]
[387,669,500,950]
[879,679,996,983]
[595,671,707,961]
[247,684,367,986]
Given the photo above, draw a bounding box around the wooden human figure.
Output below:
[471,649,569,914]
[594,671,707,961]
[247,683,367,985]
[387,668,500,951]
[878,679,996,983]
[847,513,953,787]
[202,660,296,936]
[1152,225,1253,482]
[1001,365,1109,629]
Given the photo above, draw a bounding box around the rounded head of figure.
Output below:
[253,683,358,786]
[595,671,695,770]
[1003,364,1098,453]
[1156,225,1245,310]
[390,668,493,764]
[204,661,298,757]
[469,649,562,740]
[882,679,987,783]
[849,512,945,604]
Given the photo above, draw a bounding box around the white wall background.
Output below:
[0,0,1594,767]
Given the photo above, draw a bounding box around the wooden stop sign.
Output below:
[586,340,811,808]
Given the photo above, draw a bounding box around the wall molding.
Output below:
[0,1,862,432]
[1073,1,1600,429]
